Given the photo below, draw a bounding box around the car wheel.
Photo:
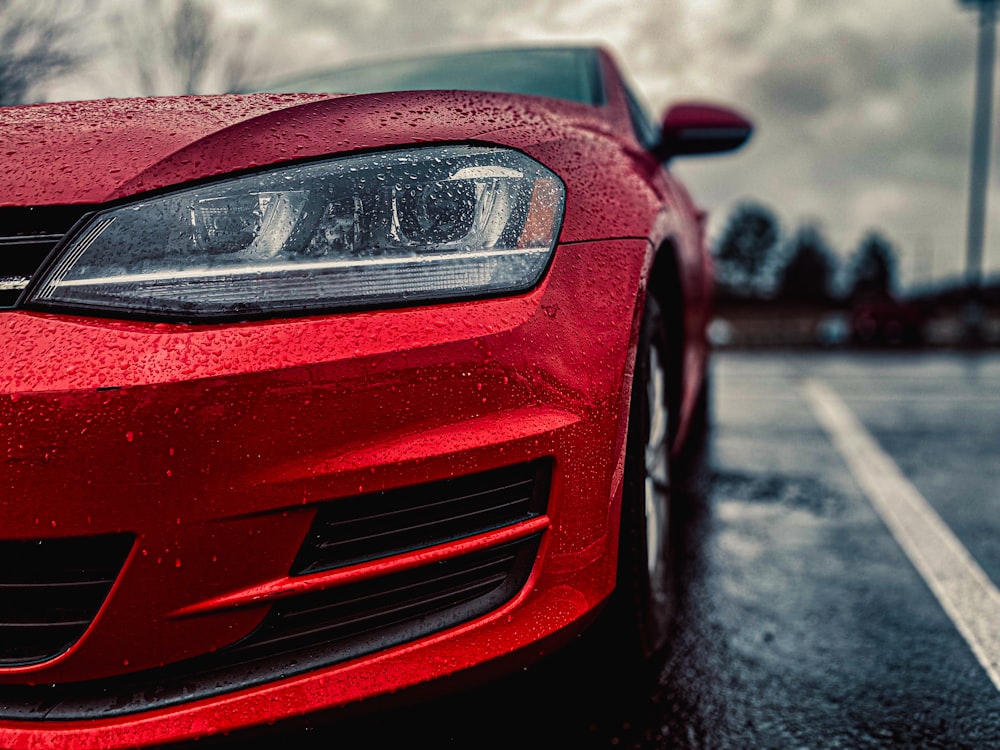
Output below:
[600,293,678,666]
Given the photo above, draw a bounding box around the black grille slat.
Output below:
[0,581,117,625]
[245,576,507,653]
[287,572,506,627]
[0,535,132,666]
[0,205,93,308]
[0,536,129,583]
[0,623,93,666]
[293,461,549,574]
[231,540,530,659]
[314,478,535,533]
[277,555,514,626]
[0,580,114,590]
[312,498,532,554]
[0,235,64,245]
[0,206,90,237]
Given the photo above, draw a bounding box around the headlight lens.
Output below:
[28,146,564,319]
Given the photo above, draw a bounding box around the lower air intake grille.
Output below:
[0,534,542,721]
[232,535,540,660]
[0,463,551,720]
[0,534,133,666]
[293,460,550,574]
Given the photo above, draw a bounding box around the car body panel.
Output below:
[1,234,645,674]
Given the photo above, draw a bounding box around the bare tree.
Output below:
[0,0,90,105]
[113,0,259,96]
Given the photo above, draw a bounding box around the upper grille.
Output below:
[0,534,134,666]
[292,460,550,575]
[0,206,92,308]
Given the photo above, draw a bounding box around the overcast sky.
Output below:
[43,0,1000,288]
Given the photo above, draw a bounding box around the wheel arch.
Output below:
[646,239,685,446]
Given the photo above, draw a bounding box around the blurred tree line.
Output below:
[0,0,259,105]
[713,200,899,305]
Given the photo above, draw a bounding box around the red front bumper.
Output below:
[0,239,647,748]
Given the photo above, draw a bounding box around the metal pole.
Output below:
[963,1,998,344]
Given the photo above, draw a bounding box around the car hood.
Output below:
[0,91,616,206]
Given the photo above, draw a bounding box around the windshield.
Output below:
[265,47,605,106]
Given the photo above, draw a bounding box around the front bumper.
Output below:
[0,239,647,748]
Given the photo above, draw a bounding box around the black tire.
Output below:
[590,294,677,670]
[680,362,711,466]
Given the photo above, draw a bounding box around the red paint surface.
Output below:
[0,47,730,748]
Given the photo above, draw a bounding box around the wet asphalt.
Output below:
[208,350,1000,750]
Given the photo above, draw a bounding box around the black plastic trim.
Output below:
[292,459,551,575]
[0,534,133,666]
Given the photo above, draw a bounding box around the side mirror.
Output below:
[655,102,753,161]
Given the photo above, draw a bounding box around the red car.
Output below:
[0,46,750,747]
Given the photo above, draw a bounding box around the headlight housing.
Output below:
[27,146,565,320]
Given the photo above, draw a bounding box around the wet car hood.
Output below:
[0,90,614,206]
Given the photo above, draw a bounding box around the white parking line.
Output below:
[803,378,1000,693]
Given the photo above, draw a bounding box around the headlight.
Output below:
[27,146,565,320]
